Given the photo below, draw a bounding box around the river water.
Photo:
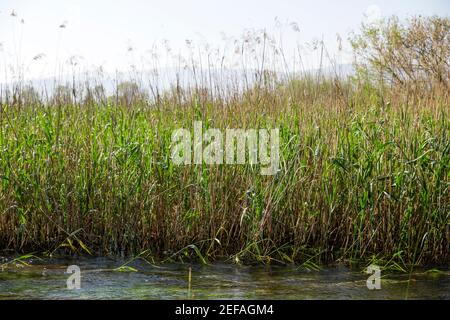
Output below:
[0,257,448,299]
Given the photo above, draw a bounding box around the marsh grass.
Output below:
[0,16,448,267]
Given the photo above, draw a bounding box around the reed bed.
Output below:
[0,16,448,266]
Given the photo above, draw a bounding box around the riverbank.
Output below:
[1,17,449,267]
[0,77,448,266]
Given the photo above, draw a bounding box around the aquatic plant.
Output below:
[0,15,448,266]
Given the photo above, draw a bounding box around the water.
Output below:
[0,257,448,299]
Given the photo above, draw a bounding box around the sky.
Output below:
[0,0,448,80]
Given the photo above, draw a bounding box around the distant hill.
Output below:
[0,64,355,99]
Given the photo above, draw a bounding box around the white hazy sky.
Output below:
[0,0,448,80]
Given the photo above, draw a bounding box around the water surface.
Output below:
[0,257,448,299]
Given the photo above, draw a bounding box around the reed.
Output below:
[0,16,448,266]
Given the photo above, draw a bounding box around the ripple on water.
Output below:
[0,257,448,299]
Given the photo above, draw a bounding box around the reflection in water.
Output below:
[0,257,448,299]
